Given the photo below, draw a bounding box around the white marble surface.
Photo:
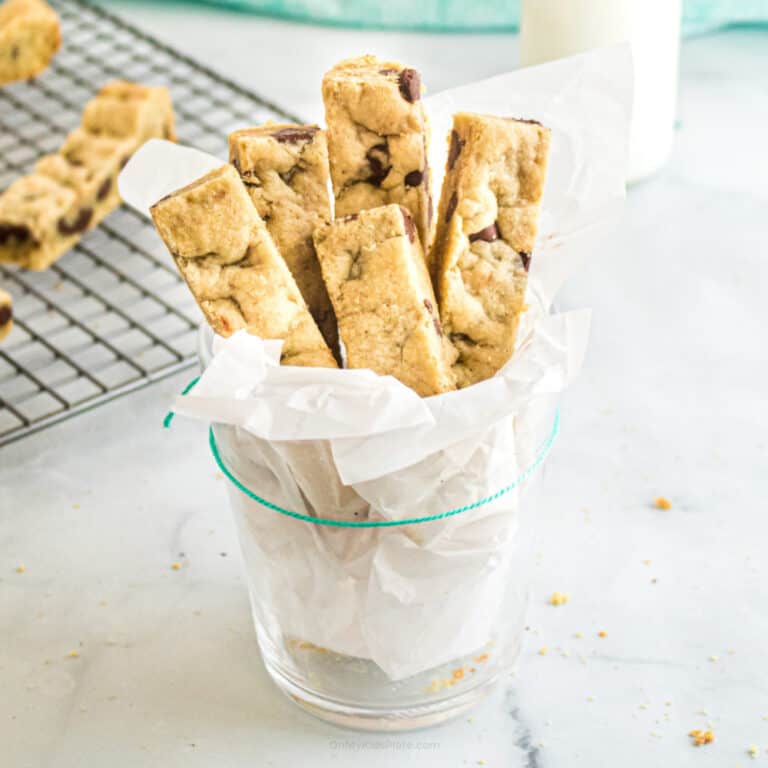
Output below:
[2,6,767,766]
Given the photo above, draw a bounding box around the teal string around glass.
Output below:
[163,378,561,528]
[172,0,768,33]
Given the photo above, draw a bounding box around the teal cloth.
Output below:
[177,0,768,33]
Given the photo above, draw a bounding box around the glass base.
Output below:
[260,639,505,732]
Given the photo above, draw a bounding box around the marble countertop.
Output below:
[2,6,766,766]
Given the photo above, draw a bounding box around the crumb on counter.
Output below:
[689,729,715,746]
[574,632,584,639]
[549,591,569,606]
[539,646,548,656]
[15,564,25,573]
[67,650,80,659]
[598,630,608,638]
[655,497,672,510]
[747,745,759,759]
[474,653,490,663]
[170,562,181,571]
[708,655,719,662]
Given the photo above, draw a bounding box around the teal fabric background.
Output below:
[174,0,768,33]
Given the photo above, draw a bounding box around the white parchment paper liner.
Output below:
[120,46,631,680]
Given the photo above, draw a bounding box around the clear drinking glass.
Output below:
[198,325,557,730]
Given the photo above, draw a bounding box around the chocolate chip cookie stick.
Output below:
[0,0,60,85]
[228,124,339,358]
[0,81,175,271]
[431,113,551,388]
[322,55,434,258]
[313,204,455,396]
[151,164,337,369]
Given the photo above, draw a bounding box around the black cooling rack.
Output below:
[0,0,298,446]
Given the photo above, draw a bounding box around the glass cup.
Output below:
[198,325,558,730]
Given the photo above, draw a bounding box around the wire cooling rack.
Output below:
[0,0,298,446]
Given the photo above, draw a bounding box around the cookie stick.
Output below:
[313,204,455,396]
[0,81,175,271]
[0,288,12,342]
[431,113,551,388]
[228,124,339,358]
[150,164,337,369]
[322,55,434,258]
[0,0,60,85]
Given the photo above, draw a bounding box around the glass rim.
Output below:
[209,409,560,528]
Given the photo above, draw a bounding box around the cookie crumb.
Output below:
[689,729,715,746]
[170,562,181,571]
[598,630,608,638]
[708,655,719,662]
[747,745,759,759]
[15,564,25,573]
[655,497,672,510]
[574,632,584,639]
[538,646,548,656]
[549,591,569,606]
[67,650,80,659]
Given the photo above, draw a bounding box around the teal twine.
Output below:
[208,409,560,528]
[162,376,200,428]
[165,376,560,528]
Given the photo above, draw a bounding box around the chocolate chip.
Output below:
[0,304,11,326]
[398,68,421,102]
[272,126,318,144]
[450,332,477,347]
[96,177,111,201]
[469,223,499,243]
[366,143,390,186]
[445,192,458,222]
[520,252,531,272]
[404,170,423,187]
[0,223,30,244]
[448,130,465,171]
[63,151,83,167]
[509,116,542,126]
[422,298,442,335]
[400,207,416,242]
[58,207,92,236]
[11,46,19,60]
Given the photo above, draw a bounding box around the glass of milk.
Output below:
[520,0,681,182]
